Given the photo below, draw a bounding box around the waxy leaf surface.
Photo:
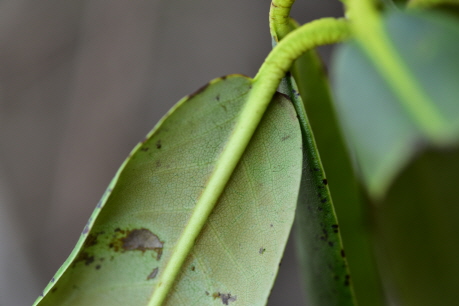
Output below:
[34,75,302,306]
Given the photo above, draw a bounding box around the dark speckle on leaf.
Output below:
[212,292,237,305]
[95,265,101,270]
[188,82,210,99]
[259,247,266,254]
[147,267,159,280]
[141,147,149,152]
[341,249,346,258]
[281,135,291,141]
[156,140,162,149]
[322,179,328,185]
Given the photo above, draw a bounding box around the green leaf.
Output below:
[372,146,459,305]
[332,10,459,198]
[292,48,384,306]
[278,75,356,306]
[34,75,302,306]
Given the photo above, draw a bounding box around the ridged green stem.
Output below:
[269,0,296,41]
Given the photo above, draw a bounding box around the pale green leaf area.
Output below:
[291,48,383,306]
[332,10,459,198]
[278,76,356,306]
[34,75,302,306]
[372,146,459,305]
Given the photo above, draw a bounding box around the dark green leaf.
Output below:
[372,147,459,305]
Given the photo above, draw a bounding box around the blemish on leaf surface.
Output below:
[147,267,159,280]
[110,228,164,260]
[212,292,237,305]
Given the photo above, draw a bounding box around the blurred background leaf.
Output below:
[332,10,459,197]
[332,8,459,306]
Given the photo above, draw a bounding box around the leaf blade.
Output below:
[35,75,302,306]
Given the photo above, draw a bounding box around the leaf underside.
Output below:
[35,75,302,306]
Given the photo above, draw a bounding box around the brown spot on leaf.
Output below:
[74,252,94,266]
[281,135,290,141]
[191,266,195,271]
[51,287,58,293]
[147,267,159,280]
[188,82,210,99]
[212,292,237,305]
[121,228,164,259]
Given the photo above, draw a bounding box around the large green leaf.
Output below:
[34,75,302,306]
[372,147,459,305]
[292,47,383,306]
[332,10,459,198]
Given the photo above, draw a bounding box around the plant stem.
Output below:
[252,18,351,119]
[269,0,296,41]
[348,0,448,141]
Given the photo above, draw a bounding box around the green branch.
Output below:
[252,18,351,117]
[269,0,297,41]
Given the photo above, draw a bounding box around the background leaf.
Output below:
[332,8,459,306]
[332,9,459,197]
[372,147,459,305]
[35,75,302,306]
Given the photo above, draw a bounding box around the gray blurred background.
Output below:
[0,0,343,305]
